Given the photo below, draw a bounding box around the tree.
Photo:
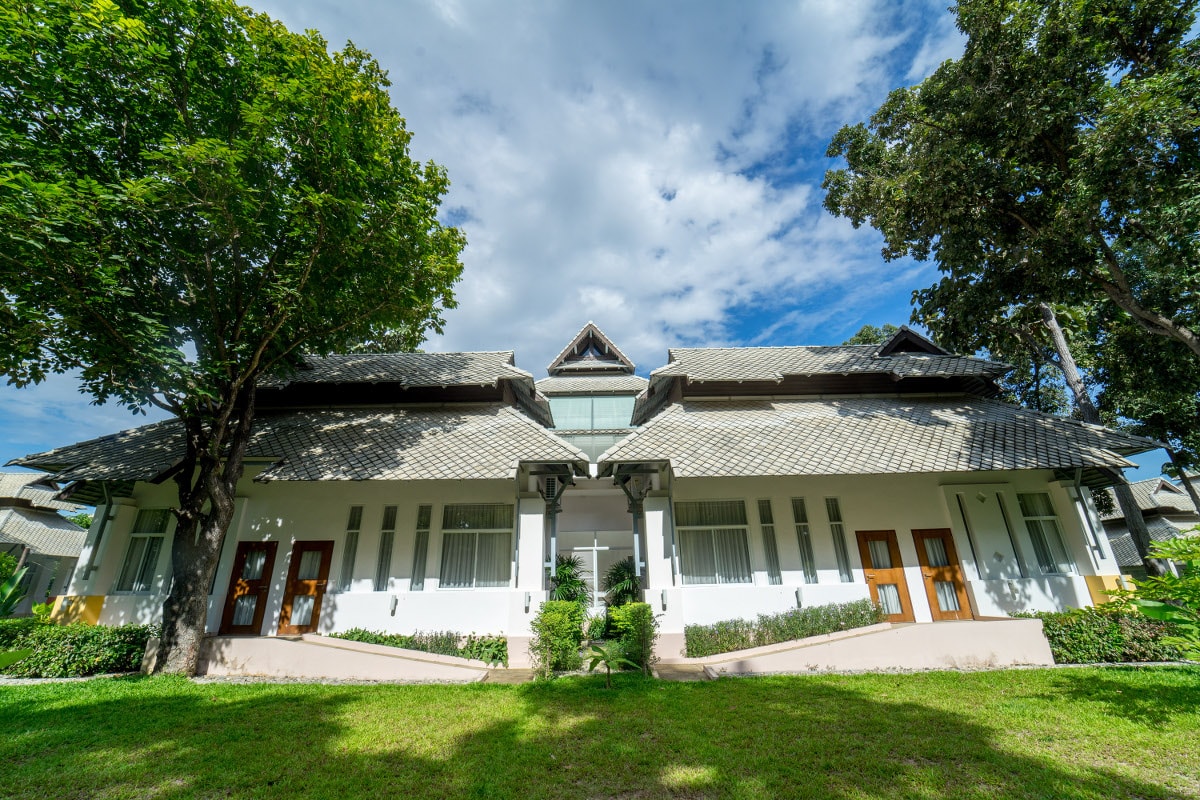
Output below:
[824,0,1200,356]
[842,323,899,346]
[65,512,93,530]
[0,0,464,672]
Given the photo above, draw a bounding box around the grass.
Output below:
[1,667,1198,799]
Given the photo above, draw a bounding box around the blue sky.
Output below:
[0,0,1167,479]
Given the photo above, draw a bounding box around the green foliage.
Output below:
[585,612,609,642]
[0,566,28,617]
[608,601,658,674]
[1014,607,1184,664]
[30,602,53,624]
[842,323,900,346]
[602,556,640,606]
[65,512,93,530]
[1128,536,1200,659]
[549,554,590,606]
[684,600,884,658]
[529,600,585,677]
[2,623,156,677]
[0,617,39,649]
[328,628,507,665]
[586,642,637,688]
[0,553,16,582]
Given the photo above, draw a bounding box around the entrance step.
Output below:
[483,668,537,684]
[653,664,710,682]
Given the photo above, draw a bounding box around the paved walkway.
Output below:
[483,668,538,684]
[653,664,710,682]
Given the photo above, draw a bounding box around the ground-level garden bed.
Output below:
[2,666,1197,799]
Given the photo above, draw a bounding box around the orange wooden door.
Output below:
[219,541,279,635]
[912,529,973,621]
[277,541,334,635]
[855,530,915,623]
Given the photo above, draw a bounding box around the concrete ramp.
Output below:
[194,634,490,682]
[663,619,1053,676]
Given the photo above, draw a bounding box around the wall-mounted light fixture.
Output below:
[524,592,531,613]
[661,590,668,611]
[795,589,803,608]
[389,594,398,615]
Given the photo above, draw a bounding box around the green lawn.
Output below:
[2,667,1198,799]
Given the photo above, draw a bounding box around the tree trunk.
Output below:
[1038,302,1167,577]
[154,385,258,675]
[1168,448,1200,516]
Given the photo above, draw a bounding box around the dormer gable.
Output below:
[547,321,635,375]
[875,325,949,357]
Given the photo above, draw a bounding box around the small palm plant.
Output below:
[0,566,28,618]
[602,556,640,606]
[586,642,636,688]
[549,554,590,606]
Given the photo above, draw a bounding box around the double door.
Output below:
[218,540,334,635]
[855,528,972,623]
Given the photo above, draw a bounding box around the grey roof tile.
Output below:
[1101,478,1198,520]
[0,472,83,511]
[536,375,648,395]
[0,508,87,557]
[600,397,1155,478]
[1104,518,1196,568]
[260,351,535,389]
[12,405,588,484]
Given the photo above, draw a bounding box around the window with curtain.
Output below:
[824,498,853,583]
[1017,493,1075,575]
[758,499,782,585]
[410,505,432,591]
[439,504,514,588]
[791,499,818,584]
[114,508,170,593]
[374,506,397,591]
[674,500,752,585]
[338,506,362,592]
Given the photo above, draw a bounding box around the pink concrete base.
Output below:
[664,619,1053,675]
[187,635,490,681]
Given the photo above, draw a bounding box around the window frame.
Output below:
[437,504,514,590]
[1016,492,1076,576]
[112,508,171,595]
[791,498,818,584]
[674,499,754,586]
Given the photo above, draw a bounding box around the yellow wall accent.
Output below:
[1084,575,1126,606]
[51,595,105,625]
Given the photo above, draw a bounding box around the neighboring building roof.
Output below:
[546,322,636,375]
[1101,477,1198,520]
[536,374,648,395]
[11,405,589,484]
[0,507,87,558]
[599,397,1154,478]
[650,345,1008,383]
[1104,517,1196,568]
[0,471,82,512]
[260,351,536,389]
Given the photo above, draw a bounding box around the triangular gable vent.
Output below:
[547,321,636,376]
[875,325,949,357]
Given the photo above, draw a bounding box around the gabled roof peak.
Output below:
[547,321,635,376]
[875,325,949,357]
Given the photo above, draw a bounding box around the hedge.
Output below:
[609,602,658,673]
[530,600,584,676]
[329,628,508,666]
[1014,607,1184,664]
[684,600,884,658]
[2,623,157,678]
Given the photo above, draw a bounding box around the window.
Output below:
[410,505,432,591]
[825,498,853,583]
[791,499,818,584]
[375,506,397,592]
[1017,493,1075,575]
[114,509,170,594]
[548,395,635,430]
[758,499,782,585]
[439,504,513,588]
[338,506,362,592]
[674,500,752,585]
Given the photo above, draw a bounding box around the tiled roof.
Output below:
[0,508,87,557]
[599,397,1155,478]
[547,322,636,374]
[11,405,588,484]
[0,472,82,511]
[1101,478,1197,520]
[260,351,535,389]
[1104,518,1195,568]
[651,345,1008,383]
[536,375,648,395]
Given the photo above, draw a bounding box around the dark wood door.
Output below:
[219,541,279,635]
[912,529,973,621]
[855,530,915,623]
[277,541,334,635]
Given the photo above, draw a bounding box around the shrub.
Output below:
[329,628,507,665]
[684,600,885,658]
[586,611,609,642]
[3,623,157,678]
[609,602,658,674]
[603,556,640,606]
[1014,607,1183,664]
[0,617,40,649]
[530,600,584,676]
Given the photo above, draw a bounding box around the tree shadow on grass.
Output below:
[1028,665,1200,728]
[0,671,1195,799]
